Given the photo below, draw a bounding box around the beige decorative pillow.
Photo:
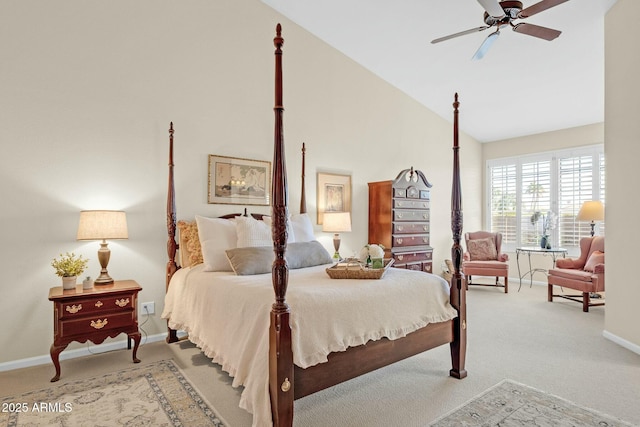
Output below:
[177,220,203,267]
[467,238,498,261]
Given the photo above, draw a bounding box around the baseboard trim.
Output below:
[0,332,168,373]
[603,330,640,355]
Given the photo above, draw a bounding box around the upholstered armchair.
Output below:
[462,231,509,293]
[547,236,604,312]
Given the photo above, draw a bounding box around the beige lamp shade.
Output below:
[322,212,352,233]
[576,201,604,222]
[77,210,128,285]
[576,201,604,237]
[323,212,351,260]
[77,210,128,240]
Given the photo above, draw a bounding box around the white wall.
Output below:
[0,0,481,365]
[604,0,640,350]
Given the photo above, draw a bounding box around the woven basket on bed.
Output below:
[326,258,394,279]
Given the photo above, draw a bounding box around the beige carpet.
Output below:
[0,359,226,427]
[430,379,633,426]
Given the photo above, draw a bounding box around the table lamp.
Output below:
[322,212,351,260]
[576,201,604,237]
[77,210,128,285]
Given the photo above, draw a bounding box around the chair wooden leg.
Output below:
[504,277,508,293]
[548,284,553,302]
[583,292,589,312]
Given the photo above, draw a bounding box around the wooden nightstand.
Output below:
[48,279,142,382]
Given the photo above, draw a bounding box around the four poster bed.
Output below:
[162,24,466,427]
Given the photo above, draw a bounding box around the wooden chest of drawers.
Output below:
[368,168,433,273]
[48,280,142,382]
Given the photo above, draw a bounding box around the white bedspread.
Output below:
[162,263,457,427]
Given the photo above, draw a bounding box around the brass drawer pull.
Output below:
[423,225,428,231]
[95,301,103,308]
[396,238,403,244]
[65,304,82,314]
[397,255,404,260]
[90,319,108,329]
[397,212,403,218]
[115,298,130,308]
[397,225,404,231]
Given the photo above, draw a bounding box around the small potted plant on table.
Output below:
[52,252,89,289]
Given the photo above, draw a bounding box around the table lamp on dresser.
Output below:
[322,211,351,260]
[77,210,128,285]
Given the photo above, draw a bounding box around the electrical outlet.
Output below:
[141,301,155,315]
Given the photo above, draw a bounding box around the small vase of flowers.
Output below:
[52,252,89,289]
[359,244,385,267]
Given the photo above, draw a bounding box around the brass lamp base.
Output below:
[94,240,114,285]
[94,271,114,285]
[332,233,342,260]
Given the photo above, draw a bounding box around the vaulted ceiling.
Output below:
[262,0,616,142]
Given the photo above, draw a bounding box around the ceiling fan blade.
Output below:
[477,0,506,18]
[512,23,561,41]
[472,30,500,60]
[431,26,490,44]
[518,0,570,18]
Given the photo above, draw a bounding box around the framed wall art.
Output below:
[208,155,271,205]
[316,172,352,224]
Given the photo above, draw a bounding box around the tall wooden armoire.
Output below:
[368,167,433,273]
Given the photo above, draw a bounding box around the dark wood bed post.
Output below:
[166,122,179,344]
[449,93,467,379]
[269,23,295,427]
[300,143,307,214]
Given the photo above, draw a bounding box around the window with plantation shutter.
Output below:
[489,164,517,244]
[521,159,551,246]
[487,145,604,251]
[558,155,593,247]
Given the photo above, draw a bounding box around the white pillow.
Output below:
[236,215,272,247]
[262,215,295,243]
[195,215,236,271]
[291,213,315,242]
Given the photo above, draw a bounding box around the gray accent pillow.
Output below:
[226,241,333,275]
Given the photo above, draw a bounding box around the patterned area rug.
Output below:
[431,379,632,426]
[0,359,226,427]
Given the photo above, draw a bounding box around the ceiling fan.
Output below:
[431,0,569,60]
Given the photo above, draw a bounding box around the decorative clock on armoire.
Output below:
[368,167,433,273]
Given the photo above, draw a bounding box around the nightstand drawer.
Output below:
[57,293,136,320]
[60,311,137,337]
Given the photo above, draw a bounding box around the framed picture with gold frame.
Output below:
[208,155,271,205]
[317,172,352,225]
